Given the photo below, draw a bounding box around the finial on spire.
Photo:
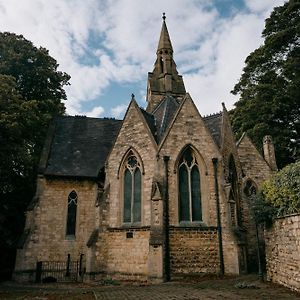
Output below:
[131,93,135,100]
[162,12,166,21]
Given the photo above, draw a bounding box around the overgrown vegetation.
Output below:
[252,161,300,225]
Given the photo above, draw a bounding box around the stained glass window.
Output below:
[123,152,142,224]
[178,147,202,222]
[66,190,77,236]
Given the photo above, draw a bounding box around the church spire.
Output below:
[146,14,186,112]
[157,13,173,54]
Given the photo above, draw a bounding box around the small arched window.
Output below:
[243,179,257,198]
[228,156,238,201]
[123,152,142,224]
[178,147,202,222]
[228,155,241,226]
[159,57,164,73]
[66,190,77,236]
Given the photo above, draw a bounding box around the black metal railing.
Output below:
[35,254,84,283]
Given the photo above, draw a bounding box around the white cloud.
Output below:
[245,0,287,14]
[0,0,286,116]
[84,106,104,118]
[111,104,128,119]
[184,12,266,115]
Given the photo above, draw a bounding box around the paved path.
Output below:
[94,284,204,300]
[1,276,299,300]
[93,280,300,300]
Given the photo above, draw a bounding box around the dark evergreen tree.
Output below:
[0,32,70,279]
[231,0,300,168]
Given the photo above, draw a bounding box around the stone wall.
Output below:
[265,214,300,292]
[106,100,157,228]
[95,228,150,280]
[237,134,273,185]
[14,177,97,281]
[237,134,273,272]
[158,95,220,227]
[169,227,219,275]
[158,96,240,275]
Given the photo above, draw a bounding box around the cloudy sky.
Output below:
[0,0,286,118]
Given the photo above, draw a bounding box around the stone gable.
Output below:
[106,99,158,228]
[158,94,221,226]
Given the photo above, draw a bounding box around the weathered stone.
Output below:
[265,214,300,292]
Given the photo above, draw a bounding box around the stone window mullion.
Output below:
[130,168,134,223]
[122,152,142,225]
[188,166,192,222]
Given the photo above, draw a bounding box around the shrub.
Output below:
[262,161,300,216]
[251,161,300,224]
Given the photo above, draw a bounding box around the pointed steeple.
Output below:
[146,14,186,112]
[157,13,173,53]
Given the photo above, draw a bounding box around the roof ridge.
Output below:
[59,115,122,121]
[203,112,222,119]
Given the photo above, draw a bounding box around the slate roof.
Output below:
[140,108,157,142]
[40,116,122,178]
[152,95,180,142]
[203,113,223,148]
[39,103,223,179]
[140,95,223,147]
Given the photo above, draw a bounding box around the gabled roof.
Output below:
[203,113,223,148]
[152,95,180,142]
[39,106,224,179]
[41,116,122,178]
[142,95,223,146]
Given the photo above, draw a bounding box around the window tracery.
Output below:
[178,147,202,222]
[123,151,142,224]
[66,190,77,236]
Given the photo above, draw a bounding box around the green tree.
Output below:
[231,0,300,168]
[0,32,70,279]
[252,161,300,225]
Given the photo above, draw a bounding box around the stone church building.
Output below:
[14,16,277,282]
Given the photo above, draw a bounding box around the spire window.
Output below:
[159,57,164,73]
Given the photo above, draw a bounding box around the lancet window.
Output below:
[66,190,77,236]
[123,151,142,224]
[178,147,202,222]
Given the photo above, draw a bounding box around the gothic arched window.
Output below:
[66,190,77,236]
[159,57,164,73]
[178,147,202,222]
[243,179,257,198]
[123,152,142,224]
[228,155,238,201]
[228,155,241,226]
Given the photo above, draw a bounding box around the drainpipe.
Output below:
[212,158,225,275]
[163,155,170,281]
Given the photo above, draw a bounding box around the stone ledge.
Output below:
[169,226,218,231]
[107,226,150,232]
